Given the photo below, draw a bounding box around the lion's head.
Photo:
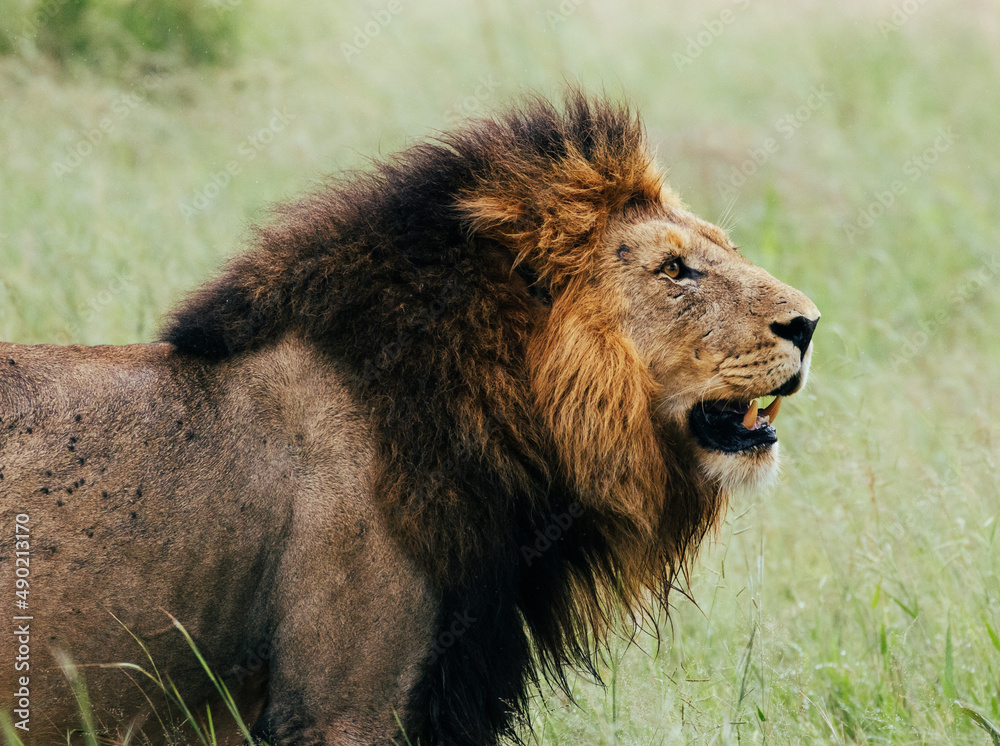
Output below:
[601,208,818,493]
[453,94,818,558]
[164,91,819,743]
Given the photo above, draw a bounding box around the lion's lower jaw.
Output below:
[698,441,781,495]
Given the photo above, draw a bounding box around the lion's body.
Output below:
[0,339,435,743]
[0,93,818,744]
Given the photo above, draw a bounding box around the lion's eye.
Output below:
[657,258,686,280]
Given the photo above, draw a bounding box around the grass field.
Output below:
[2,0,999,743]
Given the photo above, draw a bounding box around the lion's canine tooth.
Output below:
[742,400,759,430]
[761,396,783,424]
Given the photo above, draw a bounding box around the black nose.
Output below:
[770,316,818,354]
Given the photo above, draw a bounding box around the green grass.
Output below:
[2,0,1000,743]
[0,621,264,746]
[1,615,264,745]
[8,0,240,71]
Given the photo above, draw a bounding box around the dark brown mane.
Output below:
[164,91,721,744]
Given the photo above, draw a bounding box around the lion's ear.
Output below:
[456,153,625,287]
[457,189,599,286]
[457,157,665,291]
[527,280,665,527]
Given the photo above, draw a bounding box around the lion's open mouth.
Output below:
[689,396,783,454]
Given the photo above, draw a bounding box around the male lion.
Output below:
[0,93,818,744]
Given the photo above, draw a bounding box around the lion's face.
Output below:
[602,207,820,492]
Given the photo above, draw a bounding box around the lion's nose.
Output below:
[770,315,818,354]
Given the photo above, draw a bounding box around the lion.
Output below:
[0,92,818,745]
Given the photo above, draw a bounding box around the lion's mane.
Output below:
[165,92,721,743]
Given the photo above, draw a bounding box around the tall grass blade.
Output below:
[942,623,957,701]
[0,712,27,746]
[55,652,99,746]
[956,702,1000,746]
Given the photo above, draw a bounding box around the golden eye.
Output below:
[658,258,684,279]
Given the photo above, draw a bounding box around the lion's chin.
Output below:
[698,442,780,495]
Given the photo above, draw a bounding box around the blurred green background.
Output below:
[1,0,998,743]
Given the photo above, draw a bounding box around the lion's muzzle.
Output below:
[689,310,819,456]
